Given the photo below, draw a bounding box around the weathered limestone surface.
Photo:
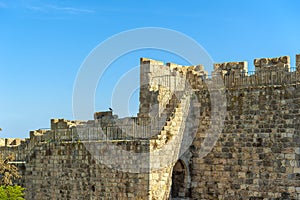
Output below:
[1,55,300,199]
[191,85,300,199]
[254,56,290,72]
[24,142,150,200]
[296,54,300,71]
[0,138,4,146]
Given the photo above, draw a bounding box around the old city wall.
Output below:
[190,55,300,199]
[1,119,152,200]
[1,54,300,199]
[23,141,150,200]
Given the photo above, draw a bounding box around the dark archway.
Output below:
[170,160,188,198]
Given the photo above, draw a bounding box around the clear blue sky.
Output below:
[1,0,300,138]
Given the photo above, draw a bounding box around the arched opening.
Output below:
[170,160,188,199]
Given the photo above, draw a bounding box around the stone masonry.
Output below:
[1,54,300,199]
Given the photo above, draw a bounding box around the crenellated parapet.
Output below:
[29,129,49,138]
[212,61,248,89]
[254,55,290,72]
[296,54,300,71]
[141,54,300,90]
[94,111,113,120]
[51,118,83,130]
[214,61,248,77]
[0,138,24,147]
[212,54,300,88]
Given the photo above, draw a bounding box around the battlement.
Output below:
[213,56,292,73]
[254,55,290,72]
[212,55,300,88]
[94,110,113,120]
[0,138,24,147]
[140,57,164,65]
[214,61,248,71]
[1,54,299,145]
[141,54,299,75]
[50,118,84,130]
[165,62,186,70]
[296,54,300,69]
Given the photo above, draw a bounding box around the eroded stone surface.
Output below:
[1,55,300,199]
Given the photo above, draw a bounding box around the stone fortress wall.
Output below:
[191,55,300,199]
[1,54,300,199]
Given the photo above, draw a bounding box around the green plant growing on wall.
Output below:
[0,185,25,200]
